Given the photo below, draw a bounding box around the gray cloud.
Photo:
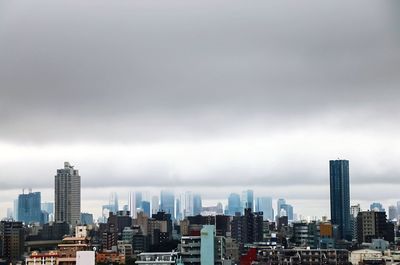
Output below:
[0,0,400,218]
[0,0,400,143]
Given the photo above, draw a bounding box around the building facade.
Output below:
[329,159,351,240]
[55,162,81,226]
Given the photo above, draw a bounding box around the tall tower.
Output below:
[329,159,351,240]
[160,190,175,219]
[17,191,41,224]
[55,162,81,226]
[241,190,254,211]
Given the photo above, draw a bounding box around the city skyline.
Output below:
[3,160,400,221]
[1,0,400,220]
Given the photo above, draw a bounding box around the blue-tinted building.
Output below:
[227,193,242,216]
[330,159,351,240]
[370,202,385,212]
[141,201,151,217]
[160,190,175,219]
[277,198,286,217]
[200,225,215,265]
[280,203,294,221]
[242,190,254,211]
[256,197,274,221]
[80,212,94,225]
[193,194,202,216]
[18,191,41,224]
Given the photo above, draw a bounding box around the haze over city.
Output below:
[1,0,400,220]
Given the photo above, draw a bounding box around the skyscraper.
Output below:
[55,162,81,226]
[241,190,254,211]
[129,191,142,218]
[17,191,41,224]
[329,159,351,240]
[280,203,294,221]
[160,190,175,219]
[227,193,241,216]
[151,196,159,215]
[255,197,273,221]
[388,205,397,221]
[193,194,202,216]
[109,192,119,214]
[183,191,193,217]
[277,198,286,217]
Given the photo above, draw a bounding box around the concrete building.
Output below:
[0,221,24,263]
[350,249,382,265]
[231,208,263,251]
[135,252,181,264]
[181,236,201,264]
[76,251,95,265]
[200,225,215,265]
[357,211,394,244]
[256,249,350,265]
[55,162,81,227]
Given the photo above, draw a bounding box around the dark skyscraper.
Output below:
[330,159,351,240]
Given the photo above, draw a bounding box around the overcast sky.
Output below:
[1,0,400,219]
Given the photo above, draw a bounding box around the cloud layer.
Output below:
[0,0,400,218]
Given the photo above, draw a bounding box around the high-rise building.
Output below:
[242,190,254,211]
[41,202,54,215]
[193,194,202,216]
[329,159,351,240]
[175,197,182,220]
[280,204,294,221]
[13,199,19,221]
[277,198,286,217]
[201,225,216,265]
[388,205,397,221]
[370,202,384,212]
[80,213,94,225]
[357,211,394,244]
[141,201,151,217]
[109,192,119,214]
[350,204,361,241]
[227,193,241,216]
[184,191,193,217]
[160,190,175,219]
[151,196,159,215]
[231,208,263,251]
[17,191,41,224]
[0,221,24,262]
[129,192,142,218]
[256,197,274,221]
[55,162,81,226]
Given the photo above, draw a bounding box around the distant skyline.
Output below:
[1,0,400,218]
